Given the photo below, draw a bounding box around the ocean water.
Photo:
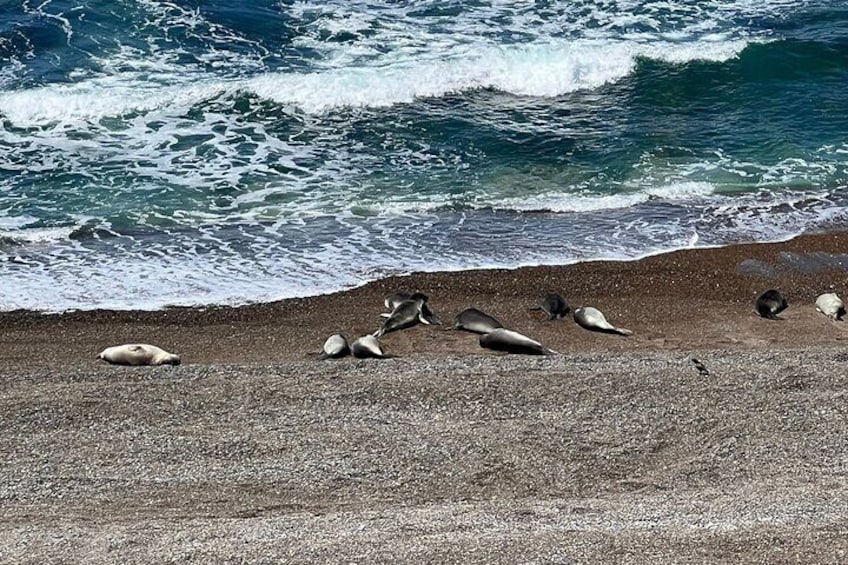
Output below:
[1,1,847,312]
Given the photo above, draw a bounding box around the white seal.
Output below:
[573,306,633,336]
[98,344,181,366]
[319,334,350,359]
[816,292,845,321]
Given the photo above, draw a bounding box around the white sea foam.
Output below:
[0,36,756,127]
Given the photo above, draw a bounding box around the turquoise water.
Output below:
[1,1,848,311]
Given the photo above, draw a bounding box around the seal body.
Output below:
[530,293,570,320]
[816,292,845,321]
[98,344,181,366]
[319,334,350,359]
[455,308,504,334]
[756,289,788,319]
[351,335,387,358]
[384,291,413,312]
[381,291,440,325]
[479,328,555,355]
[375,293,432,337]
[573,306,633,336]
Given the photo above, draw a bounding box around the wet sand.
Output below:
[1,232,848,562]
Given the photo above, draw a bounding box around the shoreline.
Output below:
[3,230,848,370]
[3,231,848,562]
[0,232,807,317]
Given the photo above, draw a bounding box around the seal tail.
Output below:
[528,306,542,311]
[613,327,633,336]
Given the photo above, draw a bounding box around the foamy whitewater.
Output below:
[1,1,848,311]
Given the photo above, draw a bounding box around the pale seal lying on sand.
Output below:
[756,289,788,320]
[351,335,389,359]
[98,344,181,366]
[530,292,570,320]
[455,308,504,334]
[479,328,556,356]
[319,334,350,359]
[573,306,633,336]
[816,292,845,321]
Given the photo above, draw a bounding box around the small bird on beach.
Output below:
[691,358,710,377]
[529,292,570,320]
[755,289,788,320]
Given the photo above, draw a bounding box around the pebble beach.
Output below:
[2,232,848,562]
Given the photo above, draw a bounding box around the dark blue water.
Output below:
[1,1,847,311]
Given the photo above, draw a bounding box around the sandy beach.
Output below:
[2,232,848,563]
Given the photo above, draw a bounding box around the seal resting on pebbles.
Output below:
[816,292,845,321]
[319,334,350,359]
[755,289,788,320]
[530,292,570,320]
[479,328,556,356]
[573,306,633,336]
[98,344,181,366]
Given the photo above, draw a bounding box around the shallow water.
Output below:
[1,1,847,311]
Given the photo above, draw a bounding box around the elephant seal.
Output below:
[479,328,556,356]
[755,289,788,319]
[98,344,181,366]
[319,334,350,359]
[530,292,570,320]
[381,291,440,325]
[351,335,388,358]
[374,292,434,337]
[455,308,504,334]
[573,306,633,336]
[384,291,413,312]
[816,292,845,321]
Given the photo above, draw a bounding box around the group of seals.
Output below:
[318,333,389,359]
[756,289,846,322]
[314,293,442,360]
[317,289,634,359]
